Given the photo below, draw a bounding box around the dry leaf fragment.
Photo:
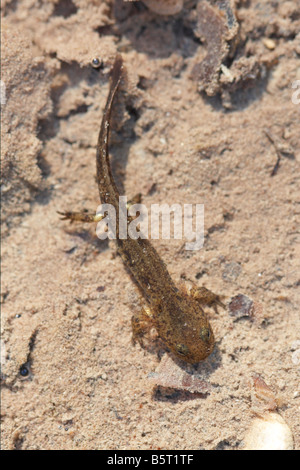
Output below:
[148,354,212,393]
[251,373,278,415]
[191,0,238,96]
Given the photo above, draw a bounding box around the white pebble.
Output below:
[244,412,294,450]
[292,349,300,365]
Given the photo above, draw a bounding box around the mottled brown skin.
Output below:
[60,56,224,364]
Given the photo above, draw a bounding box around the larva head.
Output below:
[158,296,215,364]
[171,322,215,364]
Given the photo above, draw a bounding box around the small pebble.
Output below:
[290,340,300,351]
[228,294,253,319]
[243,412,294,450]
[143,0,183,15]
[291,349,300,365]
[262,38,276,50]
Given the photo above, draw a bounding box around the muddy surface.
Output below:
[1,0,300,450]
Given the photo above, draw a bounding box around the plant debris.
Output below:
[148,354,212,394]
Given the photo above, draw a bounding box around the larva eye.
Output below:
[176,343,190,356]
[200,327,210,342]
